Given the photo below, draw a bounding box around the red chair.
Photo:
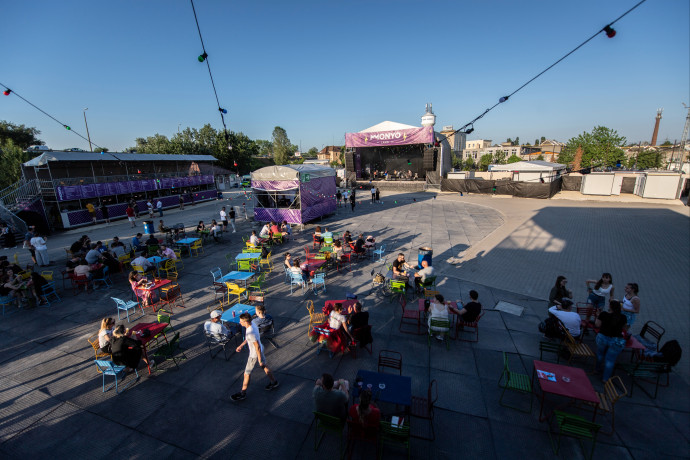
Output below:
[410,379,438,440]
[576,303,597,335]
[454,310,485,342]
[71,275,91,295]
[399,299,422,335]
[377,350,402,375]
[338,251,353,272]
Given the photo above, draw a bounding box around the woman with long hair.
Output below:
[110,325,144,372]
[549,275,572,307]
[621,283,641,329]
[98,317,115,353]
[129,271,151,307]
[348,388,381,426]
[585,273,614,309]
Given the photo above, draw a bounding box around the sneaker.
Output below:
[232,230,236,233]
[265,380,280,391]
[435,334,444,341]
[230,392,246,401]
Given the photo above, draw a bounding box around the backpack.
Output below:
[538,316,564,340]
[657,340,682,366]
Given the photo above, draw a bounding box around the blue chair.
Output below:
[112,296,144,322]
[93,266,112,290]
[210,267,223,283]
[289,272,305,294]
[0,295,17,316]
[94,359,139,393]
[373,244,386,262]
[312,273,326,295]
[283,265,291,282]
[40,282,61,307]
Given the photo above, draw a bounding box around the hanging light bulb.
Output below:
[63,125,71,130]
[603,25,616,38]
[499,95,509,103]
[2,89,11,96]
[198,52,208,62]
[218,107,227,114]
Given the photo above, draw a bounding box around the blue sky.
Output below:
[2,0,688,152]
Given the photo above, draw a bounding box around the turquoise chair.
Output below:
[94,359,139,393]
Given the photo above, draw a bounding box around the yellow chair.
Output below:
[118,254,132,270]
[306,300,326,334]
[131,264,145,275]
[41,271,54,282]
[190,240,204,257]
[225,282,247,305]
[160,259,178,281]
[173,249,184,269]
[259,252,273,273]
[87,334,111,373]
[246,241,257,249]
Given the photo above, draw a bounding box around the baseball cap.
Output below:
[210,310,222,319]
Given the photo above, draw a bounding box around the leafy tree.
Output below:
[256,139,273,157]
[0,121,43,149]
[0,139,27,188]
[493,150,507,164]
[479,153,493,171]
[306,147,319,157]
[525,142,531,146]
[462,157,475,171]
[541,136,546,143]
[661,139,672,146]
[628,149,662,170]
[507,154,522,164]
[534,139,540,146]
[133,134,172,154]
[513,136,520,146]
[452,154,463,169]
[506,138,512,145]
[272,126,291,165]
[559,126,626,168]
[536,154,545,161]
[221,131,259,175]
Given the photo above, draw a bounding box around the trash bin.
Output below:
[143,220,154,234]
[417,247,433,269]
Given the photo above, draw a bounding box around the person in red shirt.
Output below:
[348,389,380,430]
[125,205,136,228]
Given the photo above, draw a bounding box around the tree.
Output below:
[132,134,172,154]
[535,138,540,146]
[506,138,512,145]
[536,154,545,161]
[507,154,522,164]
[513,136,520,146]
[493,150,507,164]
[306,147,319,157]
[525,142,531,146]
[560,126,626,169]
[661,139,672,147]
[272,126,291,165]
[452,154,463,169]
[462,157,475,171]
[541,136,546,144]
[629,149,662,170]
[256,139,273,158]
[0,121,43,149]
[0,139,27,189]
[479,153,493,171]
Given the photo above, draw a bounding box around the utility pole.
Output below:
[83,108,93,152]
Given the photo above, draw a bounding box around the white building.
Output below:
[489,160,566,183]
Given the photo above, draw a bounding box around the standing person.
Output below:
[179,195,185,210]
[231,312,279,401]
[100,202,110,224]
[156,199,163,217]
[189,193,195,206]
[1,223,15,249]
[242,202,247,220]
[86,202,97,224]
[585,273,614,310]
[220,207,228,232]
[130,199,140,218]
[594,300,628,381]
[375,187,380,202]
[125,205,136,228]
[30,232,50,267]
[336,189,342,207]
[342,189,348,205]
[23,225,37,265]
[621,283,641,329]
[370,186,376,203]
[549,275,573,308]
[146,200,154,219]
[349,192,356,212]
[229,206,236,232]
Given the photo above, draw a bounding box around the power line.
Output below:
[0,81,103,150]
[452,0,649,137]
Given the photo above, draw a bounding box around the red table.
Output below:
[325,299,358,315]
[532,360,599,422]
[129,322,169,374]
[141,278,171,311]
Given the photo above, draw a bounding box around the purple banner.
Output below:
[300,176,336,223]
[251,180,300,191]
[254,208,302,225]
[56,185,82,201]
[56,177,216,201]
[345,126,434,147]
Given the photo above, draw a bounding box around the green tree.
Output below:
[220,131,259,175]
[493,150,507,164]
[306,147,319,157]
[507,154,522,163]
[506,138,512,145]
[513,136,520,146]
[452,154,463,169]
[536,154,545,161]
[534,138,540,146]
[661,139,672,146]
[272,126,291,165]
[256,139,273,157]
[0,139,27,188]
[525,142,531,146]
[0,121,43,149]
[629,149,662,170]
[133,134,172,154]
[560,126,626,168]
[541,136,546,143]
[479,153,493,171]
[462,157,475,170]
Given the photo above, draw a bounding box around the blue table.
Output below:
[147,256,169,276]
[175,238,200,256]
[355,370,412,407]
[219,271,255,287]
[236,253,261,261]
[220,303,256,324]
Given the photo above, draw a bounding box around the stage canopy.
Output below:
[345,121,435,148]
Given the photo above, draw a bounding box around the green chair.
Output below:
[313,411,345,455]
[225,253,235,271]
[548,410,602,460]
[147,245,159,256]
[389,280,406,304]
[419,275,437,293]
[378,419,411,460]
[237,260,257,272]
[539,341,563,363]
[428,318,450,350]
[248,272,266,292]
[153,332,187,370]
[498,351,532,413]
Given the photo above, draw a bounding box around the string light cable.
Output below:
[0,81,104,151]
[451,0,649,137]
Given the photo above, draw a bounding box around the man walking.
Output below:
[349,192,356,212]
[231,313,279,401]
[336,189,342,207]
[220,206,228,232]
[125,205,136,228]
[371,186,376,203]
[179,195,185,210]
[156,199,163,217]
[229,206,236,232]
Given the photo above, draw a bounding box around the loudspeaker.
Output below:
[423,149,437,171]
[345,152,355,172]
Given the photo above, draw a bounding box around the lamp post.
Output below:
[83,108,93,152]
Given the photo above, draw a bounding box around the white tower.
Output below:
[421,103,436,128]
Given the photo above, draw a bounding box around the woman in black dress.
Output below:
[110,325,144,371]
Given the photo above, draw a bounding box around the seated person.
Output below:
[392,253,413,282]
[131,233,146,253]
[110,238,126,258]
[28,271,50,305]
[204,310,231,339]
[457,290,482,323]
[364,235,376,248]
[353,234,366,254]
[428,294,457,341]
[70,235,89,255]
[158,244,177,260]
[131,253,155,273]
[283,252,292,270]
[281,220,292,238]
[95,241,107,254]
[414,260,435,293]
[158,220,171,233]
[73,260,93,279]
[65,255,82,273]
[259,223,271,238]
[129,271,152,306]
[145,234,159,247]
[313,373,349,420]
[252,304,273,333]
[85,244,102,265]
[249,230,261,247]
[321,227,332,240]
[332,240,343,257]
[196,221,209,237]
[314,225,323,243]
[98,317,115,353]
[209,220,221,242]
[110,324,144,372]
[100,251,121,274]
[290,260,307,283]
[348,389,380,428]
[349,302,372,347]
[270,221,282,237]
[327,303,356,353]
[548,299,581,337]
[2,271,26,302]
[343,230,353,244]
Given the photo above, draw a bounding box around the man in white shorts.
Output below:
[231,312,279,401]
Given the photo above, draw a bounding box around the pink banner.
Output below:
[345,126,434,147]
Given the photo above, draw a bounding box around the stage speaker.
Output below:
[423,149,438,170]
[345,152,355,172]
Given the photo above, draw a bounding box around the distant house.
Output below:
[318,146,341,163]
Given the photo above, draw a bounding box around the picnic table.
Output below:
[175,238,200,256]
[354,369,412,408]
[147,256,169,276]
[235,253,261,261]
[219,271,255,287]
[532,359,599,422]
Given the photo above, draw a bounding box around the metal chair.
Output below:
[204,330,234,360]
[311,272,326,295]
[539,341,563,363]
[94,359,139,393]
[112,296,144,322]
[289,272,305,294]
[159,259,178,281]
[372,243,386,261]
[389,280,407,305]
[306,300,326,335]
[498,351,532,413]
[378,419,411,459]
[173,250,184,269]
[0,295,18,316]
[190,240,203,257]
[313,411,345,455]
[259,252,273,272]
[248,292,264,306]
[71,275,91,295]
[238,260,257,273]
[378,350,402,375]
[248,273,266,292]
[560,325,595,368]
[639,321,665,351]
[454,310,484,342]
[92,266,112,290]
[257,317,278,349]
[548,410,602,460]
[581,376,627,435]
[153,332,187,369]
[618,360,672,399]
[225,282,247,304]
[40,282,61,307]
[410,379,438,441]
[87,334,111,367]
[428,318,450,350]
[210,267,223,283]
[399,299,421,335]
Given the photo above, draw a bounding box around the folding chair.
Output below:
[153,332,187,369]
[498,351,532,413]
[112,296,144,322]
[410,379,438,440]
[289,273,305,294]
[378,350,402,375]
[311,272,326,295]
[378,419,411,459]
[40,282,61,307]
[428,318,450,350]
[204,330,235,360]
[313,411,345,455]
[548,411,602,460]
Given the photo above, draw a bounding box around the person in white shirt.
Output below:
[204,310,230,339]
[249,230,261,247]
[85,244,102,265]
[158,244,177,260]
[370,186,376,203]
[30,232,50,266]
[548,299,581,337]
[329,303,356,343]
[146,200,154,218]
[156,200,163,217]
[231,312,279,401]
[132,254,155,273]
[220,207,228,232]
[259,223,271,238]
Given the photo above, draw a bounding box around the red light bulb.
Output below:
[604,25,616,38]
[2,89,11,96]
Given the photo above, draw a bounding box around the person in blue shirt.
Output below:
[131,233,146,254]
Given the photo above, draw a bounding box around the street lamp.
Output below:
[83,108,93,152]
